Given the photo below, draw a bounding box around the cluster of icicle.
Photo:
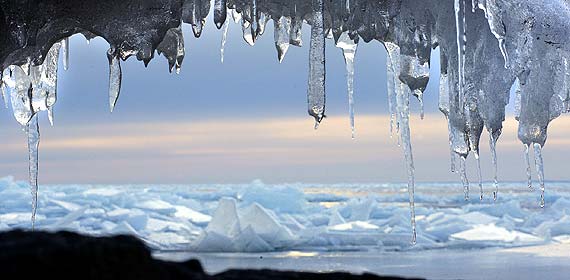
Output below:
[2,0,570,245]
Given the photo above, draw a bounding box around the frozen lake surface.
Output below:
[156,244,570,280]
[1,176,570,278]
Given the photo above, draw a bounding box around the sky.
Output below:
[1,21,569,185]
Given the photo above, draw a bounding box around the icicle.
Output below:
[385,43,399,136]
[7,66,34,126]
[220,18,229,63]
[533,143,545,208]
[62,37,70,71]
[484,0,509,68]
[471,0,478,13]
[290,16,303,47]
[524,143,533,191]
[0,71,7,108]
[454,0,466,108]
[274,17,291,63]
[214,0,227,29]
[307,0,326,128]
[241,19,255,46]
[489,132,499,200]
[26,114,40,229]
[459,155,470,200]
[250,0,260,41]
[475,152,483,200]
[336,32,358,138]
[107,48,122,113]
[391,44,417,244]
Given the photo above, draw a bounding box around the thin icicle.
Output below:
[336,32,358,138]
[459,155,470,200]
[26,114,40,229]
[489,132,499,200]
[385,43,399,136]
[62,37,69,71]
[392,44,416,244]
[524,143,533,191]
[307,0,326,128]
[107,48,122,113]
[484,0,509,68]
[533,143,545,208]
[220,18,229,63]
[0,71,7,108]
[475,154,483,200]
[454,0,466,108]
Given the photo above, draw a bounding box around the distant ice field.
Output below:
[1,176,569,253]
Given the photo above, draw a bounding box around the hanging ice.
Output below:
[62,37,70,71]
[26,114,40,229]
[220,18,229,63]
[307,0,326,128]
[107,48,122,113]
[454,0,466,108]
[157,27,185,74]
[335,32,358,138]
[533,143,545,208]
[274,17,291,63]
[214,0,227,29]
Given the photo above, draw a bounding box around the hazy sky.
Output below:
[1,22,569,184]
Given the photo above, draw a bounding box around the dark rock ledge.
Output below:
[0,230,423,280]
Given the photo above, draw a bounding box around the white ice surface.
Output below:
[1,176,569,252]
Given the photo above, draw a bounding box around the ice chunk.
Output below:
[239,203,296,247]
[205,197,241,238]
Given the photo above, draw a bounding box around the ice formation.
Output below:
[1,0,570,242]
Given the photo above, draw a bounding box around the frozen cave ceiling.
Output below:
[1,0,570,242]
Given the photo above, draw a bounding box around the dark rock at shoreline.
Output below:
[0,230,422,280]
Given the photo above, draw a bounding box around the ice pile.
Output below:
[2,0,570,240]
[2,176,570,252]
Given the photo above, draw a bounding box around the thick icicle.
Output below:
[307,0,326,128]
[336,32,358,138]
[454,0,466,108]
[62,37,69,71]
[483,0,509,68]
[107,48,122,113]
[26,114,40,229]
[214,0,227,29]
[524,144,533,191]
[274,17,291,63]
[533,143,545,208]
